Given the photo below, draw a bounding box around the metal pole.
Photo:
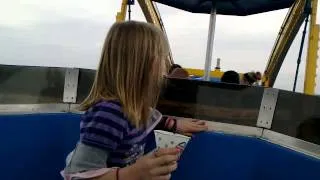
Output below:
[215,58,221,70]
[203,3,217,81]
[128,0,134,21]
[293,13,309,92]
[128,4,132,20]
[293,0,311,92]
[304,0,319,95]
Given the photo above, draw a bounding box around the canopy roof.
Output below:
[153,0,295,16]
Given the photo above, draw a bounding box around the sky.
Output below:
[0,0,319,94]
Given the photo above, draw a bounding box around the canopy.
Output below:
[152,0,295,16]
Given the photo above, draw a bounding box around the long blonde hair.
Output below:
[80,21,169,127]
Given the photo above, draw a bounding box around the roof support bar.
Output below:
[204,2,217,81]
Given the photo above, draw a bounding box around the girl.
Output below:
[62,21,207,180]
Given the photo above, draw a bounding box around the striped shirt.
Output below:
[80,100,162,167]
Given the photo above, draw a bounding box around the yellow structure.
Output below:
[304,0,319,95]
[185,68,224,78]
[263,0,319,95]
[116,0,174,64]
[262,0,307,87]
[116,0,128,22]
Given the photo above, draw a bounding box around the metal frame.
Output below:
[257,88,279,129]
[262,0,308,87]
[63,68,79,103]
[138,0,174,64]
[203,3,217,81]
[0,104,70,114]
[117,0,174,64]
[116,0,128,22]
[206,121,263,137]
[304,0,319,95]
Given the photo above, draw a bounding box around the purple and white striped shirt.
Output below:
[80,100,162,167]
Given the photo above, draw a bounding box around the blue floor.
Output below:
[0,113,319,180]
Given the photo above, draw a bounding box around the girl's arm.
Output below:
[62,143,128,180]
[63,143,140,180]
[62,101,130,180]
[95,148,179,180]
[94,164,138,180]
[62,103,177,180]
[155,116,208,136]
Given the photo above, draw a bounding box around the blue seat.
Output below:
[0,113,80,180]
[172,132,320,180]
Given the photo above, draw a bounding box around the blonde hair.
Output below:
[80,21,169,127]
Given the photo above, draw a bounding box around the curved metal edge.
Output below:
[207,122,320,158]
[261,129,320,159]
[0,104,70,114]
[205,120,263,137]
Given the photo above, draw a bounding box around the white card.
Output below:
[154,130,191,152]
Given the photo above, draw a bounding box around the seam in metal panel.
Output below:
[257,88,279,129]
[63,68,79,103]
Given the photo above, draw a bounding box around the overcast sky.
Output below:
[0,0,319,94]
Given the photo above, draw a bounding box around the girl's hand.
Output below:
[133,148,180,180]
[176,118,208,136]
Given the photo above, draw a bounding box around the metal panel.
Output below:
[63,68,79,103]
[76,69,95,103]
[2,65,319,148]
[0,104,69,114]
[271,89,320,145]
[0,65,65,104]
[257,88,279,129]
[262,129,320,159]
[157,78,264,127]
[0,65,94,104]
